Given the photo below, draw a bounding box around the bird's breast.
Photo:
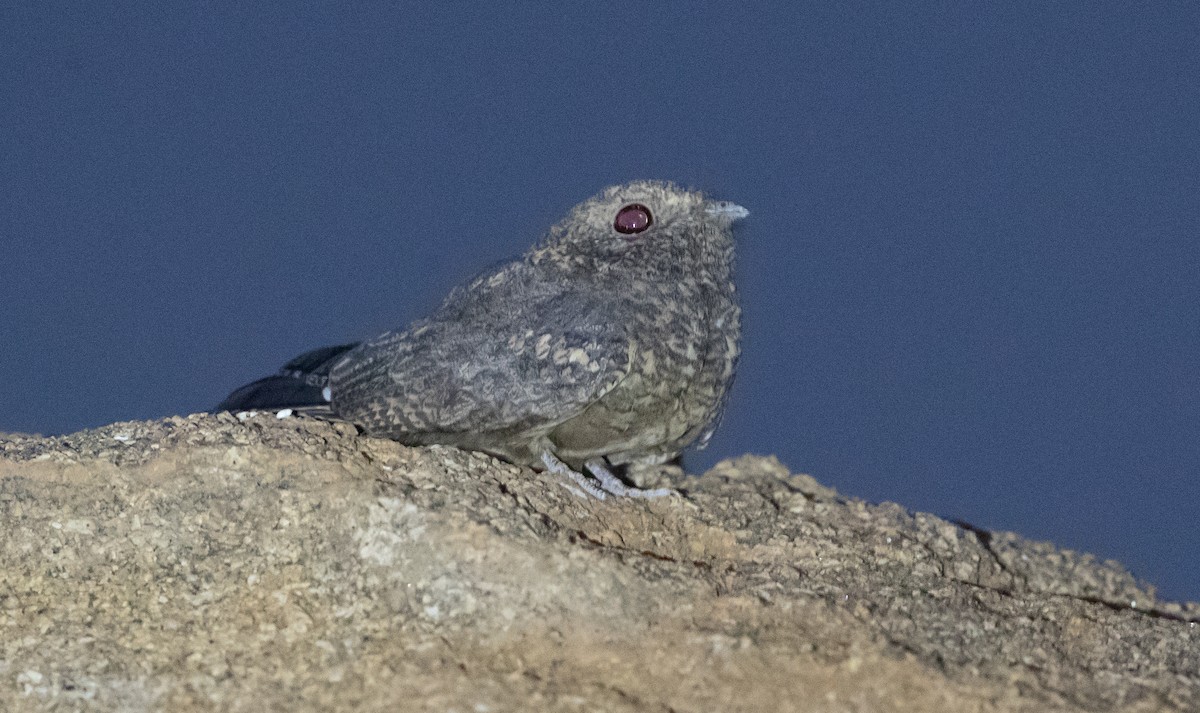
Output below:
[549,276,739,464]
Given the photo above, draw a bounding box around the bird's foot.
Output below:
[585,459,676,499]
[540,451,608,500]
[539,451,676,500]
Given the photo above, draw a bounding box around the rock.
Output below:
[1,413,1196,712]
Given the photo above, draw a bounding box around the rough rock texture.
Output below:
[1,413,1197,712]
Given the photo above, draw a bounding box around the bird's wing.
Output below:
[214,342,359,413]
[329,287,631,437]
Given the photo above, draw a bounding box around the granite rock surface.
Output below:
[1,413,1196,712]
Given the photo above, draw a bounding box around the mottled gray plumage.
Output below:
[219,180,745,498]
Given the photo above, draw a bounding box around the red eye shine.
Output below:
[614,204,652,235]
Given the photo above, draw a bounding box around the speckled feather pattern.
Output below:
[328,180,742,469]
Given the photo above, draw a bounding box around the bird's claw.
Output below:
[540,451,676,500]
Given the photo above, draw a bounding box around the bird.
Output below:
[217,180,747,499]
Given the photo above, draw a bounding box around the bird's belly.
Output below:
[547,369,713,465]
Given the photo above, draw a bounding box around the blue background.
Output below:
[3,4,1197,601]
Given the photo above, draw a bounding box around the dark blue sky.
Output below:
[3,4,1198,601]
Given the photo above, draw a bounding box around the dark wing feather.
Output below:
[215,342,359,412]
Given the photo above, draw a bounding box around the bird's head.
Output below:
[529,180,747,276]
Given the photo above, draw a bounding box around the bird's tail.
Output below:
[214,342,359,414]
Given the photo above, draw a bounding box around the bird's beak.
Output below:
[705,201,750,222]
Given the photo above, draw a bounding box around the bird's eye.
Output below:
[614,204,653,235]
